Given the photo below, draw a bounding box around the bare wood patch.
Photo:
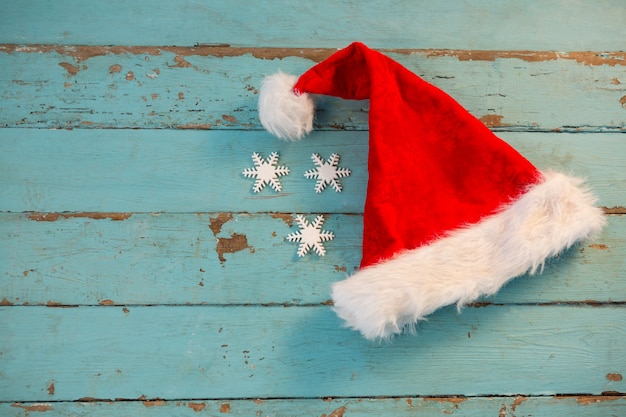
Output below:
[270,213,294,227]
[573,395,623,405]
[607,373,623,381]
[28,212,131,221]
[11,403,52,412]
[0,297,14,306]
[603,206,626,215]
[209,213,233,236]
[3,45,624,66]
[188,402,207,412]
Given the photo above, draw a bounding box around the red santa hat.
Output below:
[258,42,605,340]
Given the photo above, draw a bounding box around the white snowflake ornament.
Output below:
[242,152,290,192]
[286,214,335,257]
[304,153,351,193]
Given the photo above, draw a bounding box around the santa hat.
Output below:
[258,42,606,340]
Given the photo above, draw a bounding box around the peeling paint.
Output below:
[479,114,507,127]
[607,373,623,381]
[424,397,467,405]
[270,213,294,227]
[188,402,206,412]
[422,49,626,67]
[589,244,609,250]
[321,406,346,417]
[11,403,52,412]
[222,114,238,123]
[209,213,233,235]
[59,61,79,75]
[603,206,626,215]
[143,399,167,407]
[220,402,231,413]
[216,233,252,263]
[109,64,122,74]
[176,123,213,129]
[28,212,132,221]
[99,299,115,306]
[574,395,623,405]
[47,382,55,396]
[173,55,192,68]
[0,297,14,306]
[511,396,527,411]
[3,45,624,66]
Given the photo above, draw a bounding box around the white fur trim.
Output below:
[331,171,606,341]
[258,71,314,141]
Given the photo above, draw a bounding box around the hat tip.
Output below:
[258,71,315,141]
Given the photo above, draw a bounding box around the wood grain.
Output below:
[1,130,623,213]
[1,305,624,401]
[1,213,623,306]
[1,47,624,131]
[1,0,624,50]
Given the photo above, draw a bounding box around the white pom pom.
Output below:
[258,71,314,141]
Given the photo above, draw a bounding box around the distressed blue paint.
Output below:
[0,129,623,212]
[3,396,626,417]
[0,213,623,306]
[1,1,624,412]
[1,1,625,50]
[1,305,625,401]
[0,48,624,131]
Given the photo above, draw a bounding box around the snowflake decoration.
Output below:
[242,152,290,192]
[286,214,335,257]
[304,153,351,193]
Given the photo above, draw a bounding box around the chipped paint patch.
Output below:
[607,373,623,381]
[209,213,234,235]
[270,213,294,227]
[59,61,79,75]
[188,402,207,412]
[589,244,609,250]
[603,206,626,215]
[109,64,122,74]
[143,399,167,407]
[2,44,625,66]
[574,395,623,405]
[321,406,346,417]
[479,114,507,127]
[99,299,115,306]
[0,297,14,306]
[216,233,252,263]
[11,403,52,412]
[424,397,467,405]
[219,402,231,413]
[28,212,131,221]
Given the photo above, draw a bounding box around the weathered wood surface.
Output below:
[4,396,626,417]
[1,213,623,306]
[1,1,625,415]
[1,305,625,401]
[1,46,624,132]
[1,130,624,212]
[2,0,625,50]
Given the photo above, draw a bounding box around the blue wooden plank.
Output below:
[1,213,623,306]
[2,396,626,417]
[1,1,625,50]
[1,305,624,401]
[0,47,624,131]
[0,129,623,212]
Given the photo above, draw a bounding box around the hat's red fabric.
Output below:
[293,42,541,267]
